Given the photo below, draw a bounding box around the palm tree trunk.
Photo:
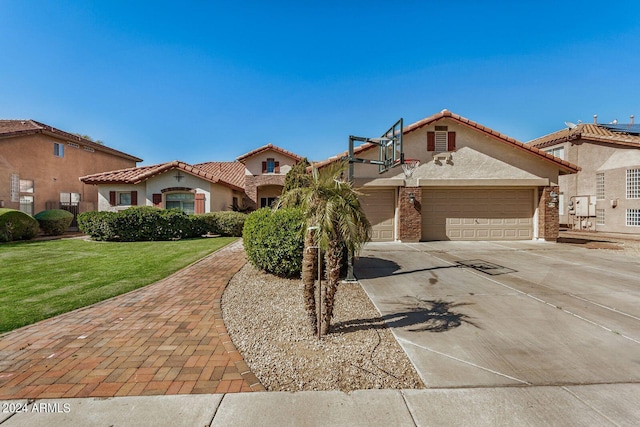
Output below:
[301,230,317,334]
[321,239,342,335]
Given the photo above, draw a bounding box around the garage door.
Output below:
[360,189,395,242]
[422,189,533,241]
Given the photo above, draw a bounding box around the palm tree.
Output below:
[278,160,371,336]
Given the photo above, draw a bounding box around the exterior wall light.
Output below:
[408,192,416,204]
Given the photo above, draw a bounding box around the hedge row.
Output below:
[242,207,305,278]
[78,207,246,241]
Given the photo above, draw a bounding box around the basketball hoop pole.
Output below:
[345,119,403,282]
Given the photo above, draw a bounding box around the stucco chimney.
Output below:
[593,114,598,124]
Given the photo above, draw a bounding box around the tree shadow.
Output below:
[331,298,479,334]
[354,257,462,280]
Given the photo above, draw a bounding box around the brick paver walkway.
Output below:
[0,240,264,399]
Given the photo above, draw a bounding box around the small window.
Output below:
[434,131,447,152]
[266,158,275,173]
[54,142,64,157]
[626,209,640,226]
[118,192,131,206]
[596,173,605,200]
[260,197,278,208]
[19,195,34,215]
[20,179,34,193]
[596,209,605,225]
[545,146,564,160]
[10,174,19,202]
[626,169,640,199]
[60,192,81,205]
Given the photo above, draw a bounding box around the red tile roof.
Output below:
[79,160,245,192]
[193,161,246,189]
[528,123,640,149]
[0,119,142,162]
[313,110,580,173]
[236,143,302,162]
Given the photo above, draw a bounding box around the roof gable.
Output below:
[236,143,302,162]
[80,160,244,192]
[314,110,579,174]
[0,119,142,162]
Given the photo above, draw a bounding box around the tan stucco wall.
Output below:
[350,118,561,185]
[243,149,296,176]
[0,134,137,213]
[554,140,640,233]
[97,171,238,213]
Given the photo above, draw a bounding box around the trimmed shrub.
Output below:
[0,208,39,242]
[78,207,195,241]
[195,211,247,237]
[78,211,118,241]
[34,209,74,235]
[243,207,304,278]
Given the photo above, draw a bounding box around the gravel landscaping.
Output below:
[222,264,424,392]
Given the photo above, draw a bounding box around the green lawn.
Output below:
[0,237,237,333]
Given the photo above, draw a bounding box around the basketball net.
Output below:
[402,159,420,178]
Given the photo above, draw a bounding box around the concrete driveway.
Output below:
[355,240,640,388]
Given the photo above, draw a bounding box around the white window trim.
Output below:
[627,209,640,226]
[626,169,640,199]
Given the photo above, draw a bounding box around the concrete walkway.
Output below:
[0,240,264,399]
[2,384,639,426]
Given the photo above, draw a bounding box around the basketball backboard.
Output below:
[377,118,403,173]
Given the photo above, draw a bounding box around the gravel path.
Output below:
[222,264,424,392]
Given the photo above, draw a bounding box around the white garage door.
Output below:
[360,189,395,242]
[422,189,534,241]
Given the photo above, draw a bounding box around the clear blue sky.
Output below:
[2,1,639,165]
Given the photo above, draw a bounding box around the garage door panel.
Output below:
[422,189,533,241]
[360,189,395,242]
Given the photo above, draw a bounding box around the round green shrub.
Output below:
[0,208,39,242]
[243,207,304,278]
[34,209,74,236]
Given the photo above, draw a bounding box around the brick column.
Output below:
[538,186,559,241]
[398,187,422,242]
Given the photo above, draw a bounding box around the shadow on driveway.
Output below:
[332,298,479,334]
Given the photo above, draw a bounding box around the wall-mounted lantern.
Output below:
[408,192,416,204]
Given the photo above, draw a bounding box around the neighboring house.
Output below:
[0,120,141,221]
[234,143,302,209]
[80,161,246,214]
[80,143,302,213]
[315,110,579,242]
[528,119,640,234]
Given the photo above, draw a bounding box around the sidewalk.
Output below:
[0,240,263,400]
[2,384,639,426]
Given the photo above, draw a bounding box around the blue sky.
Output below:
[1,1,639,165]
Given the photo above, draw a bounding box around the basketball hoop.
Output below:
[402,159,420,178]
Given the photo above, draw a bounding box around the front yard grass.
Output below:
[0,237,236,333]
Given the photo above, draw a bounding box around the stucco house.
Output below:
[0,120,141,219]
[80,143,302,213]
[316,110,580,242]
[528,119,640,234]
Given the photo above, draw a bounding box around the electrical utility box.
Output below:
[574,195,596,217]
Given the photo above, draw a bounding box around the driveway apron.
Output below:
[0,240,264,399]
[355,241,640,388]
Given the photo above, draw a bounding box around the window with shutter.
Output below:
[109,191,116,206]
[131,191,138,206]
[435,131,447,152]
[447,132,456,151]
